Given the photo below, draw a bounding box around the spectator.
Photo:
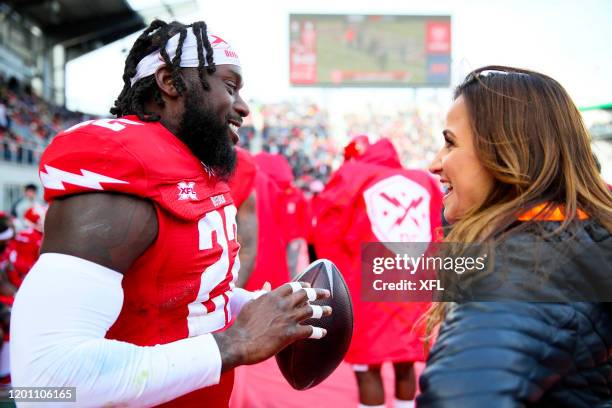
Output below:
[10,184,41,232]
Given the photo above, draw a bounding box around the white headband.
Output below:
[0,228,13,240]
[130,28,241,86]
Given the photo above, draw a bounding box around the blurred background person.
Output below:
[314,136,443,408]
[229,147,259,287]
[6,205,45,289]
[419,66,612,407]
[0,211,16,299]
[0,212,15,389]
[229,148,291,290]
[10,184,42,232]
[254,152,311,277]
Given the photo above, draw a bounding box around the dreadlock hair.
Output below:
[110,19,217,121]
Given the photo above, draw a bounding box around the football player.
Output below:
[6,206,45,288]
[0,212,15,386]
[11,20,331,407]
[254,152,311,278]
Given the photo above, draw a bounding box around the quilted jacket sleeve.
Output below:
[417,301,578,407]
[418,222,612,407]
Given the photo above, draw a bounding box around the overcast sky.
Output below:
[66,0,612,116]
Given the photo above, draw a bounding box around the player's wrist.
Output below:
[212,329,246,372]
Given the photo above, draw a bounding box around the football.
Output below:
[276,259,354,390]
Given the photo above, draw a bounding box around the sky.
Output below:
[65,0,612,116]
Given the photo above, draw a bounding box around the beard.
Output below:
[176,88,237,181]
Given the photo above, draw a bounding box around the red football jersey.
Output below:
[229,150,290,290]
[246,171,290,290]
[40,116,238,406]
[7,228,42,288]
[313,139,443,364]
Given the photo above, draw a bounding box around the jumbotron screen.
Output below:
[289,14,451,87]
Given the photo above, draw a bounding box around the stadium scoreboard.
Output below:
[289,14,451,87]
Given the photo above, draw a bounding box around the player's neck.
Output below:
[158,117,180,137]
[144,101,182,137]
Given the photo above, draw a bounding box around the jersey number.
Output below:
[186,205,238,335]
[197,205,238,299]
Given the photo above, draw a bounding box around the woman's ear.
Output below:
[154,66,180,99]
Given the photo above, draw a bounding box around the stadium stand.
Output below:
[0,0,145,211]
[0,74,90,166]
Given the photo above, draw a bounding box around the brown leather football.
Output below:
[275,259,354,390]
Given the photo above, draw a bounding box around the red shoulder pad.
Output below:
[40,119,149,202]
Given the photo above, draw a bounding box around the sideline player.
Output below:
[314,137,443,408]
[228,147,258,286]
[0,212,15,376]
[10,20,331,407]
[6,206,45,288]
[254,152,311,277]
[229,148,291,290]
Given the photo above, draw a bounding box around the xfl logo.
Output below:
[177,181,197,200]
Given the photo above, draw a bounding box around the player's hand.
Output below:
[213,282,332,371]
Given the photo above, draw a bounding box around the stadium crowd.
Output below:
[0,75,91,165]
[344,104,442,170]
[256,101,337,193]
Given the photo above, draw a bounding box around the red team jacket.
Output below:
[254,152,311,244]
[229,147,257,208]
[313,139,443,364]
[229,149,290,290]
[40,117,238,407]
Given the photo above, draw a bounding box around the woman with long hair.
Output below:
[417,65,612,407]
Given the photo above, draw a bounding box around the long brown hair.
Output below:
[424,65,612,340]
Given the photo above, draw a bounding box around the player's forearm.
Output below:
[11,253,222,407]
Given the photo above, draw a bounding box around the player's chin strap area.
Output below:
[10,253,223,408]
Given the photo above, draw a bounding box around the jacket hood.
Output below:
[254,152,294,188]
[357,138,402,169]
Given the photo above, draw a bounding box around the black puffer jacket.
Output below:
[418,221,612,407]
